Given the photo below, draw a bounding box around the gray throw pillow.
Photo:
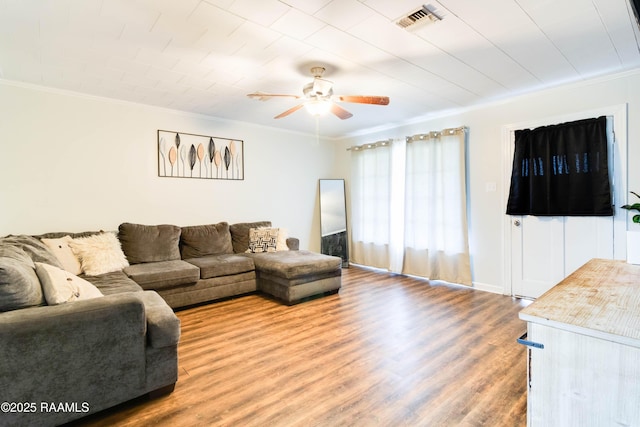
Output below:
[180,222,233,259]
[0,246,45,312]
[118,223,181,264]
[0,235,63,269]
[229,221,272,254]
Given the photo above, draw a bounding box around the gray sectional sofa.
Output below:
[0,220,341,426]
[117,220,342,308]
[0,233,180,427]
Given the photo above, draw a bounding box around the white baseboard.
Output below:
[472,281,505,295]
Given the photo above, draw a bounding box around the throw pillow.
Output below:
[68,232,129,276]
[246,227,279,253]
[256,226,289,251]
[0,246,45,312]
[118,223,181,264]
[0,235,64,269]
[40,235,83,275]
[34,262,103,305]
[271,227,289,251]
[180,222,233,259]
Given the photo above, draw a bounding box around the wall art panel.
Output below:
[158,130,244,180]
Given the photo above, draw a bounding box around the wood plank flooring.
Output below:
[71,266,531,427]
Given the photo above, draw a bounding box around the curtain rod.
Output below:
[406,126,467,142]
[347,126,467,151]
[346,138,395,151]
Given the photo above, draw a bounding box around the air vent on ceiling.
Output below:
[396,4,443,29]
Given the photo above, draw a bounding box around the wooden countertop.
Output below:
[519,258,640,347]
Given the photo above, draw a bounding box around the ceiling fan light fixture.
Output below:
[251,66,388,120]
[312,78,333,97]
[305,100,331,116]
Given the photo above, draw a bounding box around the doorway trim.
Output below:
[501,104,628,296]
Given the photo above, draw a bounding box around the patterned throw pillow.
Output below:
[246,228,279,253]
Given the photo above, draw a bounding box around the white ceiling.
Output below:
[1,0,639,138]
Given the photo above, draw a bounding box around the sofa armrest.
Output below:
[0,292,146,344]
[286,237,299,251]
[134,291,180,349]
[0,294,147,412]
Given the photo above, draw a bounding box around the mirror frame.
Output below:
[319,179,349,267]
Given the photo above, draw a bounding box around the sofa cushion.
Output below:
[34,262,103,305]
[124,260,199,290]
[0,245,35,267]
[180,222,233,259]
[185,254,255,279]
[229,221,271,254]
[0,235,63,268]
[0,246,44,312]
[249,250,342,279]
[68,232,129,276]
[118,223,181,264]
[82,270,143,295]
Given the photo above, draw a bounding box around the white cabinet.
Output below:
[519,259,640,427]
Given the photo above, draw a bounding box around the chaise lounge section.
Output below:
[249,250,343,304]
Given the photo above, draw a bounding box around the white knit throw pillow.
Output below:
[68,232,129,276]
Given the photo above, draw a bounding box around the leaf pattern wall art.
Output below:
[157,130,244,180]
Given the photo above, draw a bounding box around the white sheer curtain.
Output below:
[349,128,471,286]
[403,129,472,285]
[349,140,393,269]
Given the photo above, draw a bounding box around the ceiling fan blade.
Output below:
[334,95,390,105]
[247,91,301,101]
[274,104,304,119]
[330,103,353,120]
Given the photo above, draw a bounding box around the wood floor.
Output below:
[72,266,531,427]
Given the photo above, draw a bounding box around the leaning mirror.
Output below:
[319,179,349,267]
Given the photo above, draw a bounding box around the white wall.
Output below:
[337,70,640,293]
[3,70,638,286]
[0,81,341,251]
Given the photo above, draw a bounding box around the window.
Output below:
[350,128,471,285]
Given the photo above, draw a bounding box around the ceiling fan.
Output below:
[247,66,390,120]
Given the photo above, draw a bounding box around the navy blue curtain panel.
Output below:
[506,116,613,216]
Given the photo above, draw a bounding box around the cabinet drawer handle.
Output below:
[517,332,544,349]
